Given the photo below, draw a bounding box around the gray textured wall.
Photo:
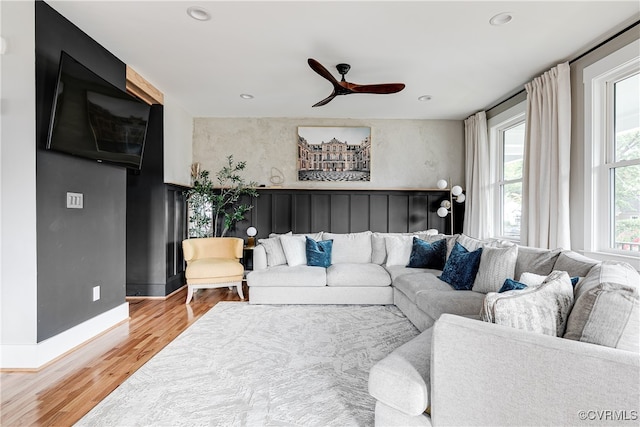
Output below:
[193,118,464,189]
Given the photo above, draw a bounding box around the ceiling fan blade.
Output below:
[312,92,338,107]
[308,58,340,86]
[350,83,405,94]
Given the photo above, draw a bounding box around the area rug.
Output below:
[76,302,419,427]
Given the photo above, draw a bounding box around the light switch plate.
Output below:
[66,192,83,209]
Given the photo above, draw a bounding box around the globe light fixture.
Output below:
[435,178,466,231]
[246,226,258,247]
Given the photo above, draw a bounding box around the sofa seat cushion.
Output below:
[386,266,441,282]
[369,327,433,416]
[185,257,244,281]
[246,265,326,287]
[415,289,486,321]
[326,263,391,287]
[393,273,452,302]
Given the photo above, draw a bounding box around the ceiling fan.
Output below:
[307,58,405,107]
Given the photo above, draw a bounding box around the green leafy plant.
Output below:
[185,156,258,238]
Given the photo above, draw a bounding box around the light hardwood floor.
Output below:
[0,285,246,426]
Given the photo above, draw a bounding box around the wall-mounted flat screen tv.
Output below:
[46,52,151,170]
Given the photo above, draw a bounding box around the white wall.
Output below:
[0,1,38,345]
[193,117,464,189]
[163,95,193,187]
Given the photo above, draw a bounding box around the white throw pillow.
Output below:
[384,235,414,267]
[519,272,548,287]
[323,231,372,264]
[472,244,518,294]
[280,235,307,267]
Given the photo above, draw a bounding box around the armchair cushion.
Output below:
[185,258,244,284]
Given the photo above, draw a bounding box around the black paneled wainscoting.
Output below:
[233,188,464,242]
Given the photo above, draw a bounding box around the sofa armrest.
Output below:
[252,244,267,271]
[431,314,640,426]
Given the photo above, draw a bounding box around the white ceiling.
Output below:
[47,1,640,120]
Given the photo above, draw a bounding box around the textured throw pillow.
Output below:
[472,244,518,293]
[499,278,527,293]
[306,237,333,268]
[257,236,288,267]
[323,231,372,264]
[438,242,483,290]
[564,261,639,352]
[280,235,307,267]
[407,237,446,269]
[384,235,415,267]
[481,271,574,337]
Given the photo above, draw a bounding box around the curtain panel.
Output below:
[521,62,572,249]
[463,111,491,239]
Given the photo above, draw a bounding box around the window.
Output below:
[488,102,526,241]
[609,73,639,251]
[584,40,640,260]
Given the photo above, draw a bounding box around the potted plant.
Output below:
[185,155,259,238]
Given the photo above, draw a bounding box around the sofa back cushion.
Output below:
[371,230,438,264]
[514,247,561,280]
[564,261,639,352]
[323,231,372,264]
[553,250,599,277]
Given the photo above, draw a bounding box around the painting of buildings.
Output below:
[298,126,371,181]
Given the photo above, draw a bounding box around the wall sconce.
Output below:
[246,226,258,247]
[436,179,465,233]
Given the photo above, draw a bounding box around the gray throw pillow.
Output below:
[564,261,639,352]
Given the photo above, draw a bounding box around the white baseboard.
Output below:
[0,302,129,370]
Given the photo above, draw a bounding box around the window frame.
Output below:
[583,39,640,263]
[488,102,526,242]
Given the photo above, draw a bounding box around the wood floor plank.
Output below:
[0,286,246,426]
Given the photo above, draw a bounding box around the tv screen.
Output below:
[46,52,151,169]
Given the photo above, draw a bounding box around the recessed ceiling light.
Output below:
[418,95,432,102]
[489,12,513,26]
[187,6,211,21]
[239,93,254,100]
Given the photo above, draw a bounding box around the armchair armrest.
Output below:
[252,244,267,270]
[431,314,640,426]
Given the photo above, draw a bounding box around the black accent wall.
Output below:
[126,106,187,297]
[35,1,129,341]
[232,188,464,241]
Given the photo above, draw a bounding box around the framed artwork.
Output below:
[297,126,371,182]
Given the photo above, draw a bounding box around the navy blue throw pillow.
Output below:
[499,278,528,293]
[306,236,333,268]
[407,237,446,269]
[438,242,482,290]
[571,276,580,287]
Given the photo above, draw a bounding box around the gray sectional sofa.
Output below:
[247,231,640,426]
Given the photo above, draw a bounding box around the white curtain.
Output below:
[463,111,491,239]
[520,62,571,249]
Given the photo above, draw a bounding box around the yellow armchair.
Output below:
[182,237,245,303]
